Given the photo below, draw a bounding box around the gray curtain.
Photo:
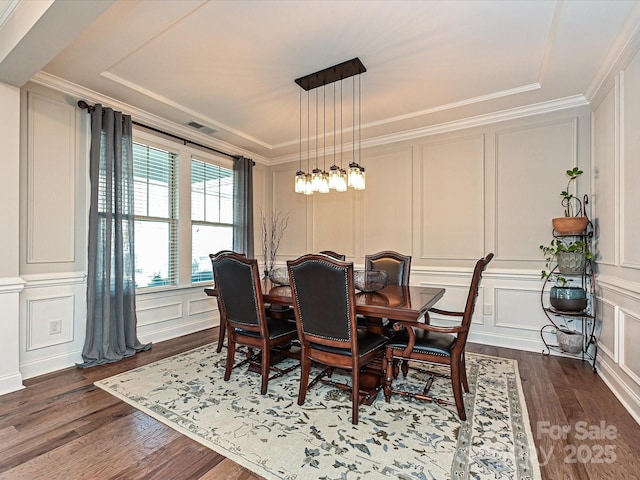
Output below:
[233,156,254,257]
[79,104,150,368]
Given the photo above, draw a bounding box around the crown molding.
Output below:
[270,94,589,165]
[30,71,271,165]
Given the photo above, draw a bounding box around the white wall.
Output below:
[590,33,640,423]
[0,81,24,395]
[270,107,590,353]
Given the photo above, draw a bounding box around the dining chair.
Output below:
[364,250,412,285]
[212,252,299,395]
[361,251,412,333]
[209,250,245,353]
[318,250,346,261]
[382,253,493,420]
[287,253,388,425]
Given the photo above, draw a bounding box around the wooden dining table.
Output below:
[205,279,445,324]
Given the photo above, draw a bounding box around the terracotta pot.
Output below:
[552,216,589,234]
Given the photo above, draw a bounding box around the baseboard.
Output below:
[0,371,24,395]
[19,317,217,380]
[596,356,640,426]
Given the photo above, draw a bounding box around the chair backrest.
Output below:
[459,253,494,340]
[287,254,356,347]
[364,250,411,285]
[318,250,346,261]
[212,252,265,331]
[209,250,245,283]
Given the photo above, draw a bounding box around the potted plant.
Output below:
[540,239,591,312]
[552,167,589,234]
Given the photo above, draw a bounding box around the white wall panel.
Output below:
[620,309,640,384]
[26,91,76,263]
[596,299,617,362]
[313,189,356,258]
[26,295,74,350]
[592,87,617,266]
[361,147,412,258]
[136,300,183,326]
[188,296,216,316]
[495,119,577,261]
[494,287,548,331]
[621,53,640,268]
[272,166,308,260]
[419,137,484,260]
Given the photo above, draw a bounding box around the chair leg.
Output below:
[351,366,360,425]
[383,349,393,403]
[461,353,469,393]
[298,355,311,406]
[260,346,270,395]
[224,337,236,381]
[401,359,409,377]
[216,319,226,353]
[450,358,466,421]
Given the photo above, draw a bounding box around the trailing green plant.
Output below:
[540,238,593,286]
[560,167,584,217]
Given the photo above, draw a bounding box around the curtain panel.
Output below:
[79,105,150,368]
[233,156,254,257]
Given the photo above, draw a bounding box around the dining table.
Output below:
[204,278,446,403]
[205,279,445,324]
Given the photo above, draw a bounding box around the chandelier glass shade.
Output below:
[294,58,366,194]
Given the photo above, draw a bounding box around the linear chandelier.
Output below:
[294,58,366,195]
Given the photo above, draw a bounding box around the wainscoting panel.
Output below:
[591,86,617,266]
[26,91,76,264]
[361,146,412,259]
[313,184,357,259]
[418,136,484,260]
[620,308,640,384]
[26,295,74,350]
[136,300,183,326]
[621,53,640,269]
[187,296,216,316]
[596,298,618,363]
[494,286,548,332]
[495,118,578,261]
[271,166,309,259]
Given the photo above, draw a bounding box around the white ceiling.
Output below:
[3,0,640,162]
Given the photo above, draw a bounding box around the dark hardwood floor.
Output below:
[0,329,638,479]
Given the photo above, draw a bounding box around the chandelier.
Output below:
[294,58,366,195]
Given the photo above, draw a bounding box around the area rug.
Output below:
[95,345,541,480]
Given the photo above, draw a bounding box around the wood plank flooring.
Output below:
[0,329,638,479]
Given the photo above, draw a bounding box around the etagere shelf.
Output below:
[540,222,598,372]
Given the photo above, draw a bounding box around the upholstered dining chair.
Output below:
[361,251,412,333]
[209,250,244,353]
[364,250,412,286]
[382,253,493,421]
[318,250,346,261]
[212,252,299,395]
[287,254,388,425]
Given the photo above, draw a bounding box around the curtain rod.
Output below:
[77,100,253,164]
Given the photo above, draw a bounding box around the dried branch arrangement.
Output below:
[260,209,290,275]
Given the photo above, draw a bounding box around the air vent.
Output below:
[187,121,217,135]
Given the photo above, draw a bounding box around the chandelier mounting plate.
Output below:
[295,57,366,91]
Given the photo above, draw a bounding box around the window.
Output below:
[191,158,234,283]
[132,142,178,288]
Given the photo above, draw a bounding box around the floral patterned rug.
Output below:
[95,345,540,480]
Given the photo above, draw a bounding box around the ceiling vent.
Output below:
[187,121,217,135]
